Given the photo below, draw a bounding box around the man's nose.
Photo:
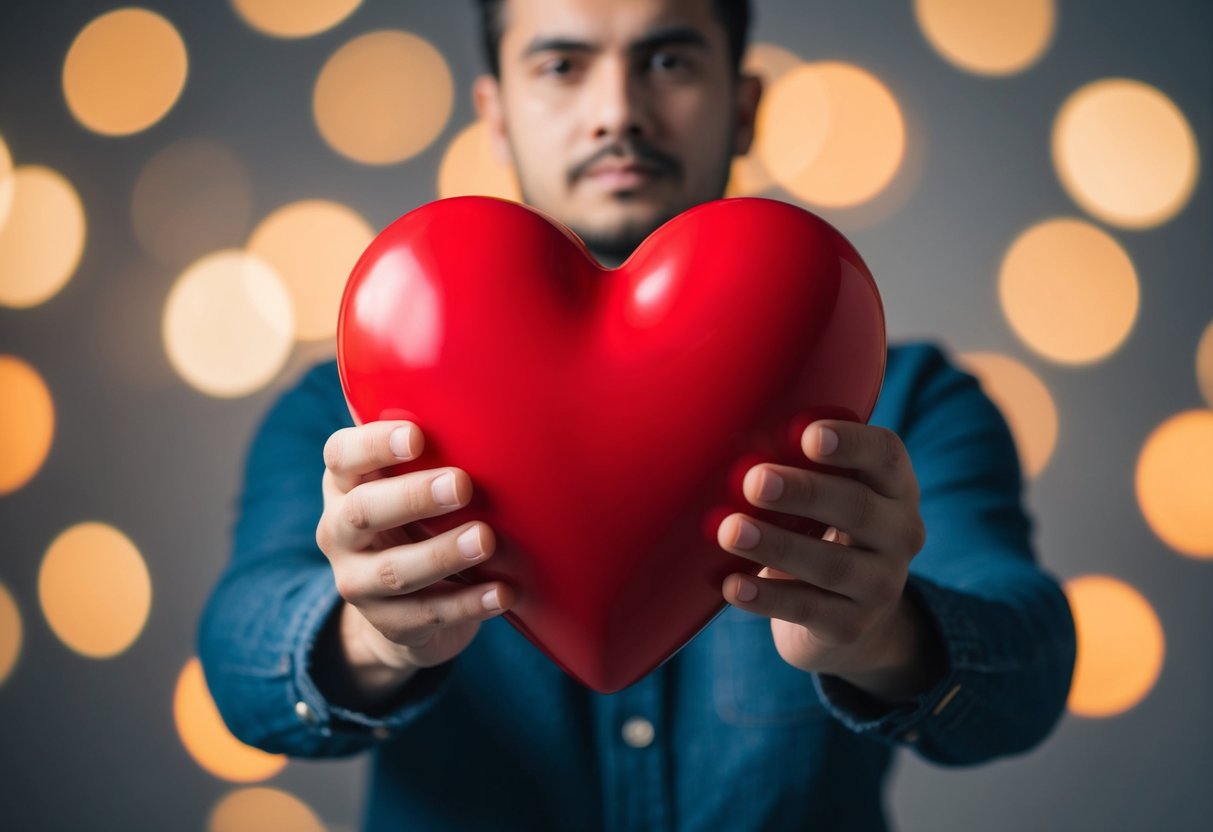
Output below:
[590,59,652,142]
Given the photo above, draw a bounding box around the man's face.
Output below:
[474,0,761,265]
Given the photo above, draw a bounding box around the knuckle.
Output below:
[416,597,449,629]
[790,591,819,626]
[877,427,904,473]
[849,487,876,530]
[767,525,793,567]
[333,569,358,603]
[821,549,852,589]
[315,518,331,552]
[794,471,814,507]
[903,516,927,553]
[340,491,371,530]
[323,430,347,472]
[378,557,405,593]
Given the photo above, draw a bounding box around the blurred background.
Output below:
[0,0,1210,829]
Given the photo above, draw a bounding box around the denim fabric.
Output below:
[197,339,1077,831]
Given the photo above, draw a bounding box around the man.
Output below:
[198,1,1077,829]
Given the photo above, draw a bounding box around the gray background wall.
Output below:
[0,0,1210,829]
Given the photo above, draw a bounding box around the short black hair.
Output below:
[472,0,752,80]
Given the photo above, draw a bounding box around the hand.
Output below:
[316,420,514,695]
[716,420,944,704]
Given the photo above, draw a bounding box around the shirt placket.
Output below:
[595,665,673,832]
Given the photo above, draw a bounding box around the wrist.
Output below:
[309,601,420,715]
[342,602,422,690]
[833,588,947,705]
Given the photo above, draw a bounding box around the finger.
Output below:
[330,466,470,550]
[336,520,495,602]
[323,421,424,493]
[723,571,862,644]
[802,421,916,501]
[718,512,886,601]
[373,579,515,648]
[742,462,896,551]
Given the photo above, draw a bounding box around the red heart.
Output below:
[337,195,885,693]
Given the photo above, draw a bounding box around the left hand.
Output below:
[716,420,931,694]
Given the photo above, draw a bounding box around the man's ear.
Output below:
[732,72,763,157]
[473,73,514,166]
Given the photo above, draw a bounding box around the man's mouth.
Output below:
[584,160,662,190]
[572,139,682,193]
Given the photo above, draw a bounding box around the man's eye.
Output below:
[649,51,687,72]
[542,57,575,76]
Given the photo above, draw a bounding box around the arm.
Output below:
[809,342,1078,765]
[195,363,457,759]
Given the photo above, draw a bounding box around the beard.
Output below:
[511,133,735,268]
[569,205,678,267]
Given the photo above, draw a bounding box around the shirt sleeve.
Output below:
[809,341,1078,766]
[196,361,456,760]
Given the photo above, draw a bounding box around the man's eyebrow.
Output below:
[629,26,711,53]
[520,26,711,59]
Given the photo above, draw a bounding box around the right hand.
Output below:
[316,420,513,678]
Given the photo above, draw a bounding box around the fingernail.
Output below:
[432,472,460,507]
[390,426,414,459]
[757,469,784,501]
[733,517,760,549]
[482,588,502,611]
[816,426,838,456]
[457,526,483,559]
[736,577,758,602]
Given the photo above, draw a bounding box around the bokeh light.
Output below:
[0,130,13,231]
[132,138,254,267]
[231,0,362,38]
[726,42,805,197]
[38,522,152,659]
[756,61,905,207]
[1197,320,1213,409]
[1065,574,1165,717]
[1053,79,1199,229]
[0,582,21,685]
[174,657,288,782]
[437,120,522,201]
[314,30,453,165]
[0,165,86,308]
[163,250,295,397]
[914,0,1056,76]
[62,7,188,136]
[958,352,1058,479]
[208,787,325,832]
[999,218,1138,364]
[1136,409,1213,558]
[0,355,55,495]
[247,199,374,340]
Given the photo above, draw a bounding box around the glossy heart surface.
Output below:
[337,195,885,693]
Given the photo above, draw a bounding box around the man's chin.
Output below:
[571,216,671,267]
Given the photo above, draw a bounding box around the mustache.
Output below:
[568,140,682,186]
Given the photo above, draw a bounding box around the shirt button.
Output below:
[371,726,392,741]
[621,716,655,748]
[294,700,319,727]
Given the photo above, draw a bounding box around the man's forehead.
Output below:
[500,0,719,46]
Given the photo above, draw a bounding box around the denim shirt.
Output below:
[197,339,1077,831]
